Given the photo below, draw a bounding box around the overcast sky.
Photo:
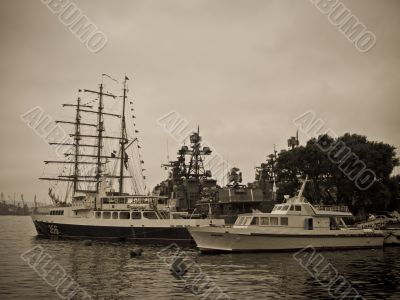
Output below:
[1,0,399,203]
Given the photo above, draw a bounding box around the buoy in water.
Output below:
[83,240,92,246]
[130,248,143,257]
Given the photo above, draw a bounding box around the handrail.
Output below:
[314,205,350,213]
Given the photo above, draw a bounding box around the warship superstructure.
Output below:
[154,130,276,224]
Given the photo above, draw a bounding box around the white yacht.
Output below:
[189,181,384,252]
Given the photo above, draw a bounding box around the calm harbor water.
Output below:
[0,216,399,299]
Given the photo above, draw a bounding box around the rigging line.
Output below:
[102,73,119,84]
[64,181,72,203]
[108,148,120,188]
[82,98,98,106]
[126,148,139,194]
[132,152,146,193]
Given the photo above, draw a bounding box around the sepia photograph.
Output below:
[0,0,399,299]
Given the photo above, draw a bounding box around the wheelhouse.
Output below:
[232,196,354,231]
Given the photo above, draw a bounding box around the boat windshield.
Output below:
[272,205,290,212]
[235,216,253,226]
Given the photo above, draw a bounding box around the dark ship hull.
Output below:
[33,219,193,245]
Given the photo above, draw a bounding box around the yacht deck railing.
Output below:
[314,205,350,213]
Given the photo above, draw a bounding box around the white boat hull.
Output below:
[189,227,385,252]
[383,229,400,246]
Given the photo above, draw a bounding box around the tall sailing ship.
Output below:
[32,75,224,245]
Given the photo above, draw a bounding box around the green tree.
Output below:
[274,133,399,216]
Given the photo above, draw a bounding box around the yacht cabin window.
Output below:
[119,212,130,219]
[257,217,288,226]
[236,216,253,226]
[112,212,118,219]
[143,212,158,219]
[235,217,244,225]
[290,205,295,211]
[95,212,101,219]
[244,217,253,225]
[251,217,260,226]
[270,217,279,225]
[103,212,111,219]
[131,212,141,219]
[295,205,302,211]
[282,205,289,211]
[102,198,117,204]
[50,210,64,215]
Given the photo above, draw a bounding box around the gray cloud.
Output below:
[0,0,399,202]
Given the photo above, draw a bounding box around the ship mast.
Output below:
[96,84,104,193]
[40,83,121,198]
[119,77,128,194]
[84,84,117,192]
[49,95,97,194]
[73,97,81,194]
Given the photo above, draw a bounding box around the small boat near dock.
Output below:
[357,214,400,246]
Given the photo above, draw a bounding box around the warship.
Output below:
[31,76,224,244]
[153,129,276,224]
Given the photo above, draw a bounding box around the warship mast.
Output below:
[187,126,212,179]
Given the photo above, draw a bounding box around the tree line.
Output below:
[268,133,399,216]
